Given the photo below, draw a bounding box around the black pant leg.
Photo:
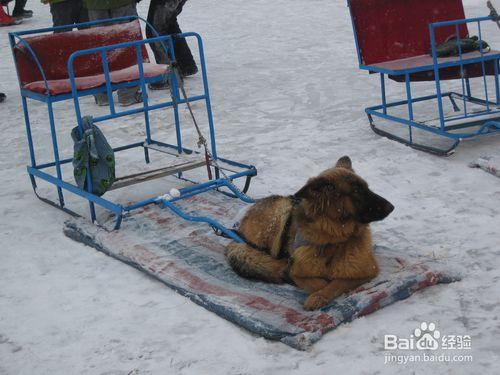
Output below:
[166,18,197,73]
[147,0,170,64]
[13,0,27,14]
[147,0,196,72]
[77,0,89,24]
[50,1,76,30]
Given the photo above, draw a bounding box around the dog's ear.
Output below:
[335,156,353,171]
[294,177,336,212]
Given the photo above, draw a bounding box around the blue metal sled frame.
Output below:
[9,17,256,236]
[348,7,500,155]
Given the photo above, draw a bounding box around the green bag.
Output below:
[433,36,490,58]
[71,116,115,196]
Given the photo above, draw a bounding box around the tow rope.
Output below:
[170,63,213,180]
[169,61,253,205]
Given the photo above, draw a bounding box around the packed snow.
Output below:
[1,0,499,374]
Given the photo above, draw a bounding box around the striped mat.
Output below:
[64,190,460,350]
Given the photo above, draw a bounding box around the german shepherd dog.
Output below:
[226,156,394,310]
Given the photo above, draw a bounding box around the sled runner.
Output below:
[348,0,500,155]
[9,17,256,231]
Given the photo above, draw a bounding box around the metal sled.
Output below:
[348,0,500,155]
[9,17,256,235]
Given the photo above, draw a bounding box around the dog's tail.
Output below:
[226,242,288,284]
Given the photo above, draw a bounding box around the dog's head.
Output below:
[294,156,394,240]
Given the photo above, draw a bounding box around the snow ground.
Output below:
[1,0,499,374]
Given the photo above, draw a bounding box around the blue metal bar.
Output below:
[477,21,491,112]
[194,33,218,161]
[92,95,206,123]
[443,110,500,123]
[36,141,146,169]
[146,139,257,170]
[360,52,500,76]
[101,51,116,115]
[367,94,500,123]
[19,76,170,103]
[495,60,500,105]
[455,24,468,117]
[124,170,256,213]
[67,56,96,222]
[450,91,498,107]
[367,105,500,139]
[217,156,257,171]
[47,101,65,206]
[167,37,183,154]
[135,45,151,142]
[429,24,446,132]
[380,74,387,115]
[28,166,123,215]
[20,75,166,104]
[22,96,37,168]
[10,16,138,37]
[431,15,493,28]
[135,45,152,163]
[371,91,500,124]
[466,77,472,97]
[405,74,414,143]
[11,35,50,95]
[158,199,244,243]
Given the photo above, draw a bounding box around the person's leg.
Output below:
[110,3,142,106]
[86,9,112,105]
[77,0,89,24]
[166,18,197,77]
[0,92,6,103]
[149,0,197,74]
[109,2,137,19]
[86,9,110,22]
[50,1,78,32]
[12,0,31,18]
[147,2,197,90]
[146,0,171,90]
[147,0,169,64]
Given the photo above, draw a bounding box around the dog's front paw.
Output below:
[303,293,330,311]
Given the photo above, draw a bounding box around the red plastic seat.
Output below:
[13,20,167,96]
[349,0,495,81]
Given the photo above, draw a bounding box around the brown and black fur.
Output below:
[226,156,394,310]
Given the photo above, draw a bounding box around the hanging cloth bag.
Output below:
[71,116,115,196]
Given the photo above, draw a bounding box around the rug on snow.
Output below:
[469,155,500,178]
[63,190,461,350]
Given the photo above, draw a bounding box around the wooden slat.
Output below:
[109,157,207,191]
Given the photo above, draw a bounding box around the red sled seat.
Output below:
[349,0,498,81]
[13,20,168,96]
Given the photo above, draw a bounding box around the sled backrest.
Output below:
[13,20,150,86]
[348,0,469,66]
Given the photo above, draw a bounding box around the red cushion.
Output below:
[24,63,169,95]
[14,20,149,87]
[349,0,469,65]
